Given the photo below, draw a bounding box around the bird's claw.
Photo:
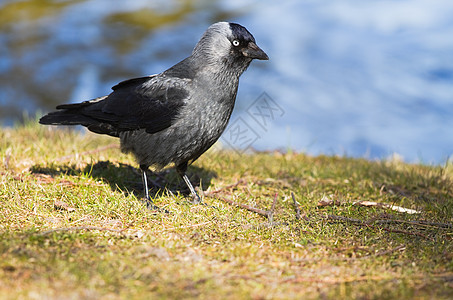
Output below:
[190,194,203,205]
[144,198,170,214]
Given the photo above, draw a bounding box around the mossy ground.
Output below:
[0,120,452,299]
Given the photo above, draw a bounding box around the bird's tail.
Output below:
[39,96,120,137]
[39,96,107,126]
[38,110,94,126]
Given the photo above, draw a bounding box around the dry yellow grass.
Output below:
[0,120,452,299]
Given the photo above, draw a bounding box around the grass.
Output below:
[0,118,452,299]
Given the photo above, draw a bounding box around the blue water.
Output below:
[1,0,453,163]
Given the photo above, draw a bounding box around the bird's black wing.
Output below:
[41,75,189,137]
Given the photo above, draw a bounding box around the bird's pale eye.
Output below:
[232,39,240,47]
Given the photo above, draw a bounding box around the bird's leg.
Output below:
[182,173,202,203]
[176,162,202,204]
[141,165,151,201]
[140,164,165,211]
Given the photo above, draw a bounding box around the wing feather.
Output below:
[40,75,190,136]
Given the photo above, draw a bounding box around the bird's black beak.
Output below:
[242,42,269,60]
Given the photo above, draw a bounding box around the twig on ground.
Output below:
[291,192,301,220]
[372,245,406,257]
[38,226,126,237]
[268,193,278,222]
[317,197,421,215]
[324,214,432,240]
[205,179,246,195]
[210,195,268,217]
[373,219,452,229]
[374,226,432,240]
[353,200,421,214]
[317,196,341,207]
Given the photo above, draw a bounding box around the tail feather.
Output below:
[39,111,94,126]
[39,107,120,137]
[39,96,121,137]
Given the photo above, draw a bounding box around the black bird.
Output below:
[39,22,268,205]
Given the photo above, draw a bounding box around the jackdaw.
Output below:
[39,22,268,205]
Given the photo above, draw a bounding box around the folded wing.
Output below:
[39,75,189,137]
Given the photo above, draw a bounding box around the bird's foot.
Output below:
[143,197,170,214]
[190,190,219,209]
[190,193,203,205]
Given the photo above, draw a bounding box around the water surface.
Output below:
[1,0,452,163]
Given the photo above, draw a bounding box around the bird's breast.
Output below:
[179,77,238,144]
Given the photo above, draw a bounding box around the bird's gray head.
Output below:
[192,22,268,75]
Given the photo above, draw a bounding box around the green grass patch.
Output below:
[0,120,452,299]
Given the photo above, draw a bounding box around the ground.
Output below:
[0,120,452,299]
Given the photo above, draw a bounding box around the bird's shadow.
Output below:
[30,160,217,201]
